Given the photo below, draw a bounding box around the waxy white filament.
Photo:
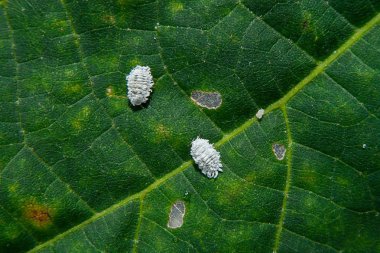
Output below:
[191,137,223,178]
[126,65,154,106]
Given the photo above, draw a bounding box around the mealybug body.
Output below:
[191,137,223,178]
[126,66,154,106]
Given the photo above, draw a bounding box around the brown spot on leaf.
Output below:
[24,203,53,228]
[103,15,116,25]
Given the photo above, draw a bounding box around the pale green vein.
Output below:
[272,106,293,253]
[29,161,192,253]
[28,10,380,253]
[217,12,380,148]
[132,197,144,253]
[265,12,380,112]
[26,145,97,214]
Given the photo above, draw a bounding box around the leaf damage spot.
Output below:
[272,143,286,161]
[167,200,186,229]
[191,91,222,109]
[24,202,53,229]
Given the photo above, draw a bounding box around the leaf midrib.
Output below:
[27,10,380,253]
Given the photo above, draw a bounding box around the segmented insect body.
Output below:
[191,137,223,178]
[126,66,154,106]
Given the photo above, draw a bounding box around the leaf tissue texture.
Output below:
[0,0,379,252]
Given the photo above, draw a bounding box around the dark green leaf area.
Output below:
[0,0,380,252]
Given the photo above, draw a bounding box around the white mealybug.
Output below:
[191,137,223,178]
[126,65,154,106]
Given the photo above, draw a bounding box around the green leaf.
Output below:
[1,0,379,252]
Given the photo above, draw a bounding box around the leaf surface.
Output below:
[0,0,379,252]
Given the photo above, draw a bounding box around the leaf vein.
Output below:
[272,106,293,253]
[27,9,380,253]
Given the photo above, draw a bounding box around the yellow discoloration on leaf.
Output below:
[109,55,119,69]
[24,79,51,93]
[103,14,116,25]
[153,124,171,143]
[106,86,115,96]
[23,202,54,229]
[304,195,318,208]
[64,68,76,78]
[0,0,8,7]
[336,176,350,187]
[106,86,127,102]
[42,81,52,92]
[129,57,142,67]
[217,181,242,205]
[229,34,240,45]
[8,183,19,193]
[133,37,142,46]
[170,137,185,151]
[244,172,256,183]
[24,82,39,93]
[110,98,128,112]
[156,124,171,138]
[357,70,376,82]
[1,222,22,241]
[71,106,91,132]
[302,12,319,41]
[170,2,184,13]
[51,19,67,32]
[300,170,317,186]
[63,83,83,94]
[302,12,313,31]
[73,38,80,47]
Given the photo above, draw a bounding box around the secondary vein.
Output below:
[272,106,293,253]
